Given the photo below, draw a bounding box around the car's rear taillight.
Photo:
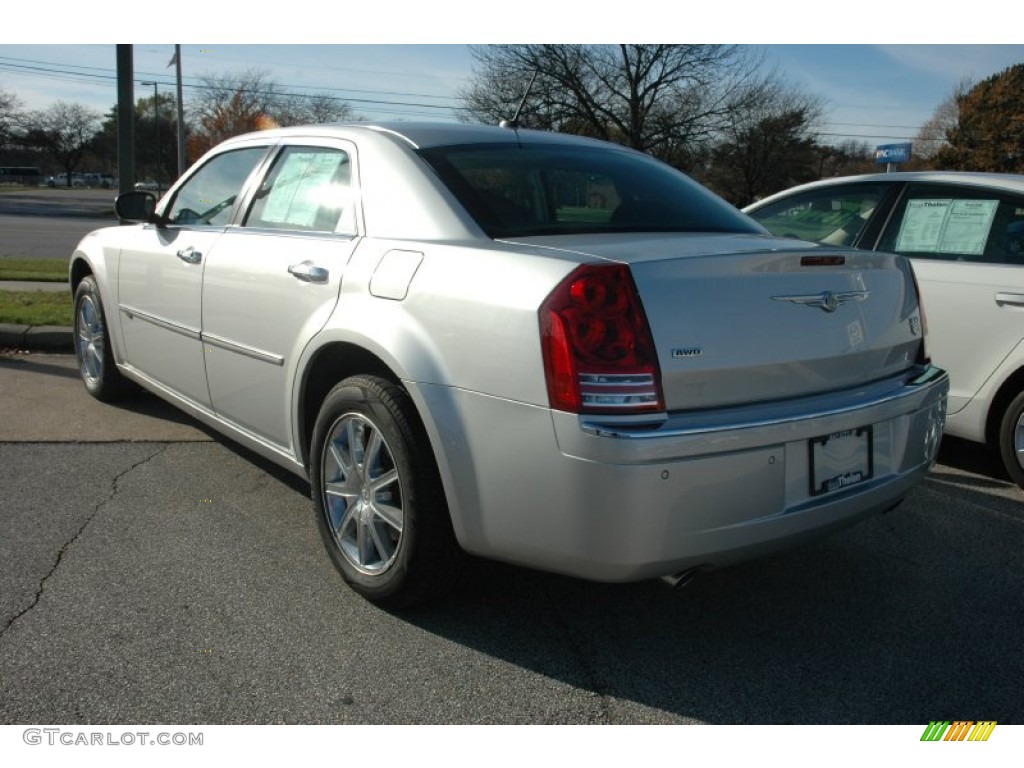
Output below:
[540,263,664,414]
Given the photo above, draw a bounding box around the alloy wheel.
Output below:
[1015,410,1024,472]
[76,294,105,387]
[321,413,405,575]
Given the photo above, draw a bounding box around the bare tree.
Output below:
[188,70,357,160]
[0,86,23,151]
[187,69,279,159]
[275,92,356,126]
[704,86,824,206]
[460,44,779,166]
[915,76,973,162]
[21,101,101,183]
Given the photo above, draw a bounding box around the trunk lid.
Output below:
[511,234,923,411]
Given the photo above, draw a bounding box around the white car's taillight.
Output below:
[539,263,664,414]
[909,264,930,365]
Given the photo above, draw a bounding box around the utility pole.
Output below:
[115,45,135,196]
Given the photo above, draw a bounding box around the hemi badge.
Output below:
[672,347,703,359]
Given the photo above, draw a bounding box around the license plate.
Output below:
[809,426,873,496]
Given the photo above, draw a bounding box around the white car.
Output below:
[47,172,86,188]
[746,172,1024,489]
[67,124,948,606]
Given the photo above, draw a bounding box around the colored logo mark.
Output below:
[920,721,997,742]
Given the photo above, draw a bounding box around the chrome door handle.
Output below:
[995,292,1024,308]
[288,261,329,284]
[176,246,202,264]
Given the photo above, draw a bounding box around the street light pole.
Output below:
[174,44,186,177]
[141,81,160,188]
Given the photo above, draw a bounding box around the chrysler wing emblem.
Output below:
[771,290,869,313]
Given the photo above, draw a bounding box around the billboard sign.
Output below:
[875,143,913,164]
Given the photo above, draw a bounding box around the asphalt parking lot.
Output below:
[0,352,1021,725]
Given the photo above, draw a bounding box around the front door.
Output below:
[116,145,270,407]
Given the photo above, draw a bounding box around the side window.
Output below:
[167,147,267,226]
[244,146,354,234]
[749,184,889,246]
[878,184,1024,265]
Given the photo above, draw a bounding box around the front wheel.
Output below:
[73,276,129,402]
[997,391,1024,490]
[309,375,462,607]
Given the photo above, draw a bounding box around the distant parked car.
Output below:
[78,172,114,188]
[47,172,86,188]
[746,172,1024,489]
[134,179,165,192]
[67,123,948,606]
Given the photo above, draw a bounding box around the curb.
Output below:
[0,323,74,352]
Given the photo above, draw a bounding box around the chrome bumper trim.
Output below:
[580,365,948,440]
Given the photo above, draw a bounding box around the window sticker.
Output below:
[895,199,998,256]
[260,151,347,228]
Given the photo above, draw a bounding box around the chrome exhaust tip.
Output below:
[660,566,705,590]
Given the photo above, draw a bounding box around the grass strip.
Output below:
[0,258,69,282]
[0,290,73,326]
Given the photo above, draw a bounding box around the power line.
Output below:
[0,53,936,139]
[0,54,464,107]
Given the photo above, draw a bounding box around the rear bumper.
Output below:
[418,365,948,582]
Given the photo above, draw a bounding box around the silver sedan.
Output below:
[68,123,948,606]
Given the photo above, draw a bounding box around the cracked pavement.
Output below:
[0,444,168,638]
[1,353,1022,724]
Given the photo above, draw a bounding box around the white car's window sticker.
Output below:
[896,198,998,256]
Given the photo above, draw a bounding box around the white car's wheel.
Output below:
[997,390,1024,490]
[73,276,128,402]
[310,375,461,607]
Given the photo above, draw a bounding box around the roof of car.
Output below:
[748,170,1024,210]
[224,121,630,152]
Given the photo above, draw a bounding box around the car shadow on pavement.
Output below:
[0,352,82,380]
[390,460,1023,724]
[935,435,1014,487]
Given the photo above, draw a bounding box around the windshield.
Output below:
[418,143,762,239]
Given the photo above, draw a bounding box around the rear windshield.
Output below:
[418,143,762,239]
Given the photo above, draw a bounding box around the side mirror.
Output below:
[115,191,159,224]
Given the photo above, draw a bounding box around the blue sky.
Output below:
[2,12,1021,150]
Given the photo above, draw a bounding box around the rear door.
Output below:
[200,140,360,451]
[875,182,1024,415]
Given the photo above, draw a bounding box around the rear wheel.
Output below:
[997,390,1024,490]
[309,375,461,607]
[73,276,128,402]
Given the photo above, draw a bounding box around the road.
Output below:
[1,352,1021,725]
[0,188,118,260]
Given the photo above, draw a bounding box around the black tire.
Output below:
[309,375,462,608]
[73,275,129,402]
[996,390,1024,490]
